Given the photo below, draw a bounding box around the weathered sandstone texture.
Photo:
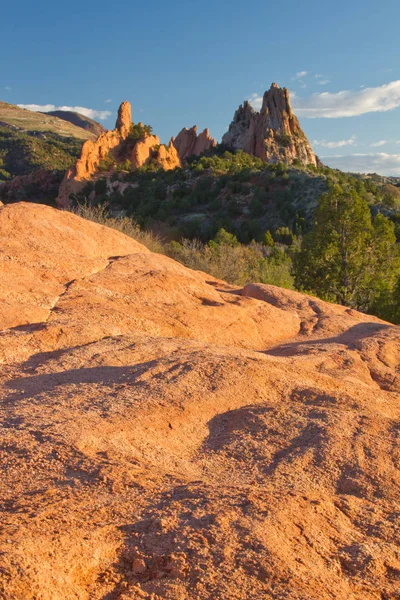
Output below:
[222,83,318,166]
[56,101,132,207]
[131,135,181,170]
[1,202,400,600]
[172,125,217,160]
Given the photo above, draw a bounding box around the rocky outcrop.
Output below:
[1,202,400,600]
[172,126,216,161]
[222,83,317,167]
[56,101,182,207]
[156,140,181,170]
[131,135,181,170]
[131,134,160,169]
[56,101,132,207]
[115,101,132,139]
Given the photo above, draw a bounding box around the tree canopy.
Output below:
[293,185,400,315]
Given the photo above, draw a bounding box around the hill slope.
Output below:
[0,101,97,140]
[46,109,106,137]
[0,101,96,186]
[1,202,399,600]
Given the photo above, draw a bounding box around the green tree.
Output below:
[263,230,275,247]
[210,228,240,248]
[293,185,400,312]
[275,226,295,246]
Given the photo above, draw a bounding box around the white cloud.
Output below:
[17,103,112,121]
[105,99,112,104]
[295,71,308,79]
[322,153,400,176]
[248,93,263,110]
[370,140,387,147]
[317,79,330,86]
[292,80,400,118]
[313,135,356,149]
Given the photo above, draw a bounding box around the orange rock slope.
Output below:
[1,202,400,600]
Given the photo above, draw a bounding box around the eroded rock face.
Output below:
[131,134,161,169]
[222,83,317,166]
[56,101,132,207]
[1,202,400,600]
[156,140,181,170]
[115,100,132,138]
[172,125,217,161]
[131,135,181,170]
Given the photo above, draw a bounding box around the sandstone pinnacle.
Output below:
[172,125,217,161]
[222,83,317,166]
[115,100,132,138]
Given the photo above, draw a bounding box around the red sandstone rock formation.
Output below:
[131,135,181,171]
[1,202,400,600]
[57,101,182,206]
[172,125,216,161]
[56,101,132,207]
[222,83,317,166]
[115,101,131,138]
[156,140,181,170]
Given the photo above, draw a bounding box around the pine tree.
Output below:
[293,185,400,313]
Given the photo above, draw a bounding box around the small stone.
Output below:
[132,558,147,574]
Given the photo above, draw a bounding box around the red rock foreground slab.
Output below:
[1,202,400,600]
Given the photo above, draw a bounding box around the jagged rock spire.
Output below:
[222,83,317,166]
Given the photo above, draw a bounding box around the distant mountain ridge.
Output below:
[0,101,97,140]
[45,110,106,137]
[0,101,97,188]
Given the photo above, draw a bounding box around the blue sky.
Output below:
[2,0,400,175]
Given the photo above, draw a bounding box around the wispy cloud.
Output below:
[17,103,112,121]
[4,86,11,92]
[292,71,309,88]
[313,135,356,149]
[370,140,387,147]
[292,80,400,118]
[105,99,112,104]
[322,153,400,176]
[314,73,330,85]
